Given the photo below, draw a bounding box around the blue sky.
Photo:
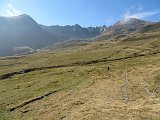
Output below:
[0,0,160,27]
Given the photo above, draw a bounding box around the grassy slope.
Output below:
[0,32,160,120]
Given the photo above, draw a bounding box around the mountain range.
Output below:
[0,14,159,56]
[40,24,107,40]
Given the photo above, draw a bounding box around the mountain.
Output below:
[100,18,150,38]
[40,24,107,40]
[0,14,107,56]
[0,14,159,56]
[0,14,58,56]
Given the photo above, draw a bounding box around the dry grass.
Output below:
[0,32,160,120]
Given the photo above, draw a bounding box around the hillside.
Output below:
[0,30,160,120]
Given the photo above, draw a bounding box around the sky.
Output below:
[0,0,160,27]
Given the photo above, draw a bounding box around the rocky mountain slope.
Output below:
[139,22,160,33]
[40,24,107,40]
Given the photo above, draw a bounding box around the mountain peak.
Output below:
[116,18,145,25]
[102,18,150,36]
[0,14,30,19]
[10,14,32,19]
[16,14,31,18]
[5,14,38,25]
[18,14,29,17]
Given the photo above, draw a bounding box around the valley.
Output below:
[0,30,160,119]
